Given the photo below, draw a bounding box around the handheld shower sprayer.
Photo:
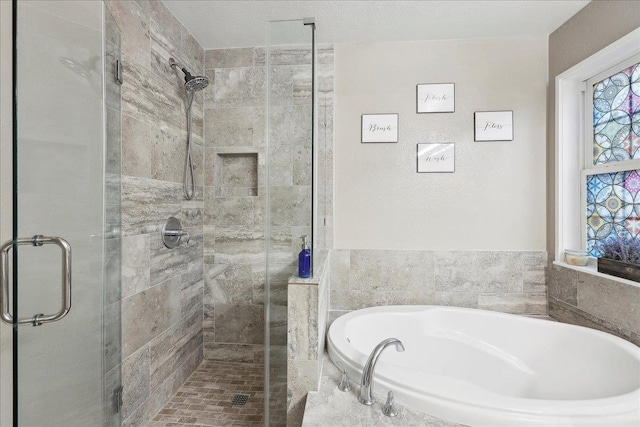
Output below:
[169,57,210,200]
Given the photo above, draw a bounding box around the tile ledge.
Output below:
[553,261,640,289]
[289,250,328,286]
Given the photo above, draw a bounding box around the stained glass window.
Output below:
[586,169,640,256]
[592,61,640,165]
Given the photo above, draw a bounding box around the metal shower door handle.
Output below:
[0,235,72,326]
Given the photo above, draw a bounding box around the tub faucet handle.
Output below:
[334,361,351,392]
[382,391,398,417]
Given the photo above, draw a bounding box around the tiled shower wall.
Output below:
[105,1,205,426]
[201,47,267,364]
[201,45,335,364]
[330,250,548,318]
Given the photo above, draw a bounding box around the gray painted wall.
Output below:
[334,36,548,251]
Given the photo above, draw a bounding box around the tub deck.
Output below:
[302,353,467,427]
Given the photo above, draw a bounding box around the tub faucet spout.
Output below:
[358,338,405,405]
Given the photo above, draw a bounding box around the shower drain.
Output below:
[231,394,250,406]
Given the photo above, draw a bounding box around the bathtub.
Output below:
[327,305,640,427]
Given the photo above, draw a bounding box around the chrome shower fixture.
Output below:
[169,57,209,200]
[169,57,209,92]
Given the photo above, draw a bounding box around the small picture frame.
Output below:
[417,143,455,173]
[361,113,399,143]
[474,111,513,141]
[416,83,455,113]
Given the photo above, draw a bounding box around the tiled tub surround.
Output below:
[105,1,205,425]
[329,249,548,318]
[201,45,334,364]
[548,264,640,346]
[287,251,330,427]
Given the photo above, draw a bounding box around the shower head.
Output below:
[185,75,209,92]
[169,57,209,92]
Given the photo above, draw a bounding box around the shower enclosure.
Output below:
[0,1,122,426]
[265,19,318,426]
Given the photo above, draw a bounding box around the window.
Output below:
[555,28,640,265]
[584,59,640,256]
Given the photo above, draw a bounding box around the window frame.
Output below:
[555,27,640,266]
[581,55,640,252]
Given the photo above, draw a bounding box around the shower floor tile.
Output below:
[149,360,264,427]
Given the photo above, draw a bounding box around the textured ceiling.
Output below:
[163,0,590,49]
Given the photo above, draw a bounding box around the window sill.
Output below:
[553,260,640,289]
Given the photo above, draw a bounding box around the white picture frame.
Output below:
[417,143,455,173]
[361,113,399,143]
[474,111,514,141]
[416,83,455,113]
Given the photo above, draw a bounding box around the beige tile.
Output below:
[122,115,151,178]
[105,0,150,68]
[137,0,183,43]
[149,310,202,390]
[547,263,577,305]
[151,126,184,182]
[215,304,265,344]
[203,343,258,363]
[577,272,640,335]
[269,186,311,227]
[213,226,265,264]
[267,144,293,186]
[204,107,255,147]
[350,249,434,292]
[205,262,262,305]
[288,285,318,360]
[523,251,547,293]
[549,297,640,346]
[206,48,254,69]
[478,293,547,315]
[122,345,150,420]
[204,191,254,226]
[181,26,204,75]
[121,278,182,358]
[210,67,266,108]
[122,234,151,299]
[434,251,523,293]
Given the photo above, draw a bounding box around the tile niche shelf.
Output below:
[215,152,259,197]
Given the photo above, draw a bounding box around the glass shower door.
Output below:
[265,19,316,427]
[4,1,122,425]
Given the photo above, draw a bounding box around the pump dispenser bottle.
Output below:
[298,235,311,278]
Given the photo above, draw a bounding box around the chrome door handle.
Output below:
[0,235,72,326]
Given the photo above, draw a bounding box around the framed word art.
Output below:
[416,83,455,113]
[474,111,513,141]
[361,113,399,143]
[417,143,455,173]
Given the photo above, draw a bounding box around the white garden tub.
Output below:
[327,305,640,427]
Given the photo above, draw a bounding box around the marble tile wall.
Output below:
[201,47,267,365]
[201,45,334,364]
[104,1,205,426]
[287,251,330,427]
[547,264,640,346]
[329,249,548,319]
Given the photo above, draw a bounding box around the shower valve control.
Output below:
[162,217,190,249]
